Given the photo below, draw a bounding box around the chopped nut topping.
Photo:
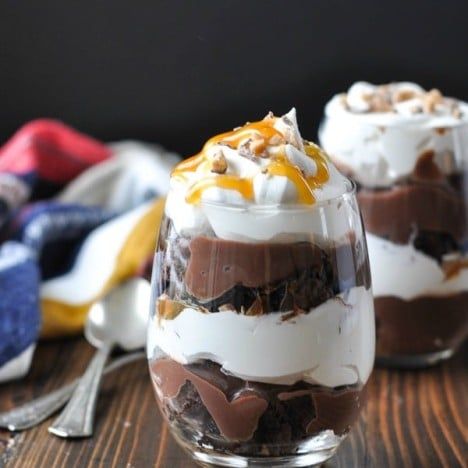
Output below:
[269,134,283,146]
[238,135,270,159]
[393,89,418,103]
[249,137,267,155]
[339,93,349,110]
[409,104,423,114]
[452,106,462,118]
[423,88,443,113]
[367,93,393,112]
[211,151,228,174]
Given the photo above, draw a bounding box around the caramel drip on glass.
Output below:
[171,117,330,205]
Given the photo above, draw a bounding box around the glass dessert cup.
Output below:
[320,84,468,368]
[147,187,375,467]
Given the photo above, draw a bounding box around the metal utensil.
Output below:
[48,278,150,438]
[0,351,145,431]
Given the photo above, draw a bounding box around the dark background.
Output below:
[0,0,467,156]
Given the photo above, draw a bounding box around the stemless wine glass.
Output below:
[147,181,375,467]
[320,108,468,368]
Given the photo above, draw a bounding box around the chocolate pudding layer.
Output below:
[150,358,365,457]
[375,293,468,356]
[161,234,371,315]
[357,180,465,245]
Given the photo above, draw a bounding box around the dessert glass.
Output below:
[320,82,468,367]
[147,186,375,467]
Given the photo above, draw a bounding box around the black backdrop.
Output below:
[0,0,467,156]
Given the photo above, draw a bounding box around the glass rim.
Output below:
[198,179,357,212]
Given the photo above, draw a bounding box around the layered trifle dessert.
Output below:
[148,109,375,466]
[320,82,468,366]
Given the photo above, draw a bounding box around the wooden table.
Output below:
[0,339,466,468]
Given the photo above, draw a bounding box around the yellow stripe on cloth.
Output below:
[40,197,165,338]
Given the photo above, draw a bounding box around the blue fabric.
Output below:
[11,202,115,280]
[0,242,40,367]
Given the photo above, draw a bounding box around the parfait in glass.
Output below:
[320,82,468,367]
[148,109,375,466]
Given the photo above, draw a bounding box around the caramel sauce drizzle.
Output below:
[172,116,329,205]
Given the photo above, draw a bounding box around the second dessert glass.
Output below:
[148,110,375,467]
[320,82,468,367]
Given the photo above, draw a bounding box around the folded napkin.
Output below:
[0,121,178,383]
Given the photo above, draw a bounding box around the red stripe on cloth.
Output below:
[0,119,111,182]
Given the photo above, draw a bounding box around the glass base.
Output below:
[376,348,454,369]
[171,426,343,467]
[191,448,338,467]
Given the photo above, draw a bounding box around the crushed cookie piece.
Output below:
[423,88,443,113]
[211,151,228,174]
[435,127,446,135]
[280,307,306,322]
[245,297,263,316]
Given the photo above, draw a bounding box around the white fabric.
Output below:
[58,141,179,211]
[0,345,35,383]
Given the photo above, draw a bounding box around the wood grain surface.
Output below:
[0,339,466,468]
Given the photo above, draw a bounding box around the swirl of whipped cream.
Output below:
[165,109,351,241]
[319,82,468,188]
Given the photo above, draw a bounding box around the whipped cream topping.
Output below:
[327,82,467,125]
[166,109,351,240]
[148,286,375,388]
[319,82,468,188]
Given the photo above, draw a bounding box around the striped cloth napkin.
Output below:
[0,120,178,383]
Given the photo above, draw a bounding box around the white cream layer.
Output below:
[148,286,375,388]
[367,233,468,299]
[319,83,468,188]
